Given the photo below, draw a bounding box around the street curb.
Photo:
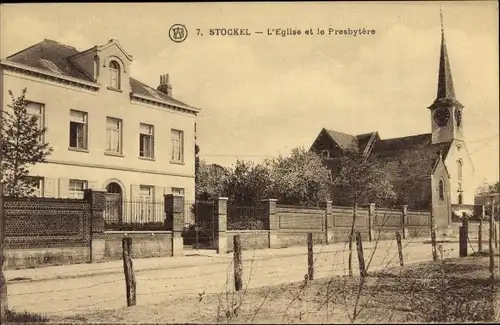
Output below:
[6,240,424,284]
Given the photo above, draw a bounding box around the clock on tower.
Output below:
[433,108,450,127]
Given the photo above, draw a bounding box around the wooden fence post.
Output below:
[396,231,404,267]
[495,222,498,249]
[431,228,438,261]
[122,237,136,307]
[478,217,483,252]
[233,234,243,291]
[489,205,495,279]
[307,233,314,281]
[355,231,367,277]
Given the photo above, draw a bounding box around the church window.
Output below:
[457,159,463,181]
[439,179,445,200]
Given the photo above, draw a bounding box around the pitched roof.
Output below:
[3,39,194,110]
[325,129,358,150]
[370,133,453,178]
[316,127,453,179]
[356,132,376,153]
[6,39,93,81]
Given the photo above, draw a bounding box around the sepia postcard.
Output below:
[0,1,499,324]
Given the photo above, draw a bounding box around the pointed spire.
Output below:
[436,9,455,99]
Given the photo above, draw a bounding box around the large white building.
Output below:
[1,39,200,225]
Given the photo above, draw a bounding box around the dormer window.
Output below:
[109,60,121,89]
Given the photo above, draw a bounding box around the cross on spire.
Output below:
[440,7,444,33]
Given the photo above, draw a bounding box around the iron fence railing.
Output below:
[227,204,268,230]
[104,198,166,231]
[183,200,217,249]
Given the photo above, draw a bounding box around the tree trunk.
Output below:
[0,184,8,321]
[348,202,358,277]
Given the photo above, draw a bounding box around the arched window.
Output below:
[439,179,445,200]
[457,159,463,181]
[458,193,463,204]
[321,150,330,158]
[109,60,120,89]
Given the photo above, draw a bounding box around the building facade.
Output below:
[309,23,475,216]
[1,39,200,225]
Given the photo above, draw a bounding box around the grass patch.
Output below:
[5,310,50,323]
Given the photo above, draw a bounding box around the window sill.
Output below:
[68,147,89,153]
[139,156,155,161]
[107,86,123,93]
[105,152,124,158]
[170,160,185,165]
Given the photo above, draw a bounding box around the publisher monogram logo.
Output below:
[169,24,188,43]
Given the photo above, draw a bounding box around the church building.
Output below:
[309,20,474,218]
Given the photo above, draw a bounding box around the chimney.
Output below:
[157,73,172,96]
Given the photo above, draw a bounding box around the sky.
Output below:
[1,2,499,187]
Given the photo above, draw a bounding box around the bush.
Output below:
[228,219,266,230]
[105,222,167,231]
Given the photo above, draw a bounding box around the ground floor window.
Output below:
[69,179,87,199]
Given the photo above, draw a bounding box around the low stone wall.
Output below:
[102,231,173,260]
[4,247,90,270]
[277,230,326,248]
[226,230,270,253]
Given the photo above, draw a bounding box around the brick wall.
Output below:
[277,205,325,230]
[218,200,433,253]
[4,196,92,269]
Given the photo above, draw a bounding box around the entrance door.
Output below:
[105,182,123,224]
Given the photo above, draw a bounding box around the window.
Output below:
[93,56,100,80]
[140,186,152,198]
[25,176,44,197]
[26,101,44,142]
[69,179,87,199]
[109,60,120,89]
[458,194,463,205]
[321,150,330,158]
[69,110,88,149]
[139,123,154,158]
[172,187,185,195]
[438,179,445,200]
[171,129,184,162]
[106,117,122,153]
[457,160,463,181]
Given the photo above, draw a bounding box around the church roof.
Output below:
[3,39,193,110]
[325,129,358,150]
[369,133,453,178]
[314,128,453,179]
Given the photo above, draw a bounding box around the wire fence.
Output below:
[8,232,448,319]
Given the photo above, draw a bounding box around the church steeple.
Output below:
[429,9,465,145]
[437,20,455,99]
